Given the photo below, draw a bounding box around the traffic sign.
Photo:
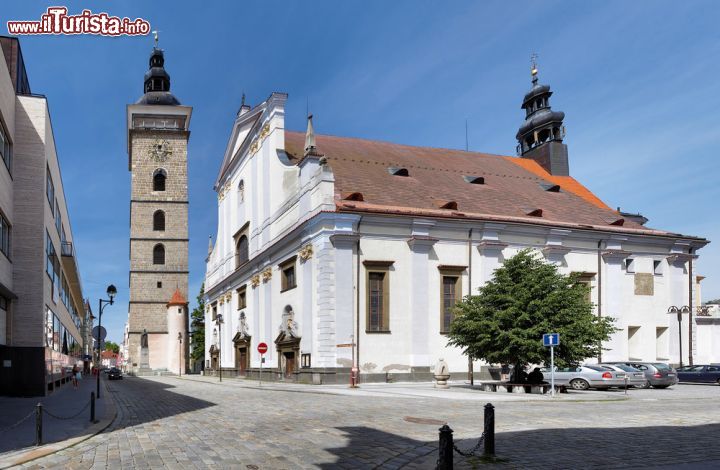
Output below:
[257,342,268,354]
[92,326,107,341]
[543,333,559,347]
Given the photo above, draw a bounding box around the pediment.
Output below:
[232,331,251,343]
[274,330,300,345]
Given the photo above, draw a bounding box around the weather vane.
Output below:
[152,30,159,48]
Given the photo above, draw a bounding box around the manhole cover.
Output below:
[246,465,259,470]
[403,416,446,425]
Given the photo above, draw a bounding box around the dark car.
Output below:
[107,368,123,380]
[606,362,677,389]
[676,365,720,384]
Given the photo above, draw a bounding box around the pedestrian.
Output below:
[71,364,79,389]
[527,367,544,384]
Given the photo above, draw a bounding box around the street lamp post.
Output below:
[667,305,690,368]
[178,332,182,377]
[97,284,117,399]
[216,313,223,382]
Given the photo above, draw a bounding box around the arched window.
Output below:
[153,169,166,192]
[235,235,248,268]
[153,244,165,265]
[153,210,165,231]
[238,180,245,202]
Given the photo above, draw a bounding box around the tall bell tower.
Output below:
[125,43,191,374]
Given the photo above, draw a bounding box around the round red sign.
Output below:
[257,342,268,354]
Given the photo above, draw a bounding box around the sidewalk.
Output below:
[174,373,629,402]
[0,374,116,468]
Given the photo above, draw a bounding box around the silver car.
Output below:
[598,363,648,388]
[540,365,628,390]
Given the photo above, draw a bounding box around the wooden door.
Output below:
[284,352,295,377]
[238,348,247,375]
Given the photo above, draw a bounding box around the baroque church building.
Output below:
[125,46,190,375]
[203,67,708,383]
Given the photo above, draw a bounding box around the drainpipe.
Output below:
[467,228,473,385]
[597,240,603,363]
[355,217,363,383]
[688,247,694,366]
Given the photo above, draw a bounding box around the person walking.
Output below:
[71,364,79,389]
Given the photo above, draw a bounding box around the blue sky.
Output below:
[4,1,719,343]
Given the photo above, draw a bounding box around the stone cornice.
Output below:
[406,235,438,250]
[601,249,632,260]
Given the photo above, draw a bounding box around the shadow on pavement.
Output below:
[320,423,720,469]
[0,375,215,455]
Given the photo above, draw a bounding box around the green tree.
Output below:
[447,249,616,380]
[104,341,120,354]
[189,283,206,369]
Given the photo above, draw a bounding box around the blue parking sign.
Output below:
[543,333,560,347]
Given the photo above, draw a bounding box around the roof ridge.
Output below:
[286,129,513,159]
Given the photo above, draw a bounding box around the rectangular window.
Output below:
[55,199,61,234]
[653,260,663,276]
[211,303,217,321]
[0,211,10,258]
[363,261,393,333]
[280,256,297,292]
[441,275,460,333]
[46,166,54,215]
[625,258,635,273]
[0,119,11,173]
[237,285,247,310]
[46,231,56,283]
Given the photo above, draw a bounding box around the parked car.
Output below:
[598,363,648,388]
[107,368,123,380]
[606,362,677,389]
[539,365,627,390]
[676,365,720,384]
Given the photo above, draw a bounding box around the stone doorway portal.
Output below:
[233,332,251,376]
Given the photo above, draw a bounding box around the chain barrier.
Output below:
[452,411,490,457]
[43,399,91,420]
[0,409,37,433]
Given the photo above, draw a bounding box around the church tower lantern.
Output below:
[125,37,192,374]
[516,57,569,175]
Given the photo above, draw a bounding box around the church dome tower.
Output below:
[136,47,181,106]
[515,59,569,175]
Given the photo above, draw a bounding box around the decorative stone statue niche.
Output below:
[140,329,149,368]
[434,358,450,389]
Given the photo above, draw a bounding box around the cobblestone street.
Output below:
[12,376,720,469]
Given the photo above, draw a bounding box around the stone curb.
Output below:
[0,380,118,469]
[171,375,630,403]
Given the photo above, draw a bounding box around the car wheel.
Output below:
[570,379,590,390]
[652,385,669,389]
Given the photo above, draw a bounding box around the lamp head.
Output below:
[106,284,117,303]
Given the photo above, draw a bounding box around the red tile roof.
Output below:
[167,289,188,307]
[284,131,686,237]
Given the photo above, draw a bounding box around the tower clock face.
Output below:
[150,139,172,162]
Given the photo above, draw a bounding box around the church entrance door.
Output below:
[283,351,295,378]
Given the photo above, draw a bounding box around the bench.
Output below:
[477,382,567,394]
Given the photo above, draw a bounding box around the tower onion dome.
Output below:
[136,48,181,106]
[516,65,565,156]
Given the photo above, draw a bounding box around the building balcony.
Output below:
[60,241,84,309]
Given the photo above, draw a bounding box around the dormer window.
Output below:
[540,183,561,192]
[434,200,458,210]
[342,192,364,201]
[388,167,409,177]
[524,208,543,217]
[463,176,485,185]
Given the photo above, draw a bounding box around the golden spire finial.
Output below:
[152,30,159,49]
[530,52,539,77]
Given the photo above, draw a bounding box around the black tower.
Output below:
[516,61,568,175]
[136,48,181,106]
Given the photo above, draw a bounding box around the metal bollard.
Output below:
[35,403,43,446]
[484,403,495,457]
[90,391,96,423]
[436,424,453,470]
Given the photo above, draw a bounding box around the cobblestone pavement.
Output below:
[13,376,720,469]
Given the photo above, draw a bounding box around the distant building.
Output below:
[0,36,90,396]
[203,66,710,383]
[100,350,119,368]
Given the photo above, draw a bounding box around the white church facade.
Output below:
[203,71,708,383]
